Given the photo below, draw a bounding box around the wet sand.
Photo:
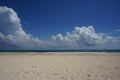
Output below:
[0,52,120,80]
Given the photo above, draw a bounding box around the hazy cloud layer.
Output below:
[0,6,120,50]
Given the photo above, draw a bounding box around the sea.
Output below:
[0,50,120,52]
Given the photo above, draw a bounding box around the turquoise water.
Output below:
[0,50,120,52]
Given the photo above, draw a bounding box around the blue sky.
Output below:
[0,0,120,40]
[0,0,120,50]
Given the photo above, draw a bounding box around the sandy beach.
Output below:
[0,52,120,80]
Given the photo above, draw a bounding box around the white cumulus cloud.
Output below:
[0,6,120,50]
[51,26,120,49]
[0,6,49,49]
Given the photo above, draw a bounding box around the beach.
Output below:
[0,52,120,80]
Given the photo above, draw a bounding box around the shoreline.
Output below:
[0,52,120,56]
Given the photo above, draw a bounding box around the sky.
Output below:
[0,0,120,50]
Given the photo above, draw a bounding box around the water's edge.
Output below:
[0,50,120,52]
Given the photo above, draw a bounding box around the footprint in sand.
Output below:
[25,71,29,74]
[53,73,59,76]
[15,72,20,77]
[31,65,37,68]
[87,74,91,77]
[16,72,20,75]
[114,67,120,69]
[87,78,92,80]
[79,69,82,71]
[65,69,69,72]
[21,75,25,79]
[71,74,74,76]
[98,65,105,68]
[70,76,75,80]
[36,72,39,76]
[60,76,68,80]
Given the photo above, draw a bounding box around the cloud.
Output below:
[52,26,101,48]
[115,29,120,32]
[0,6,120,50]
[51,26,120,49]
[0,6,49,49]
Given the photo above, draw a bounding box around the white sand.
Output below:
[0,52,120,80]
